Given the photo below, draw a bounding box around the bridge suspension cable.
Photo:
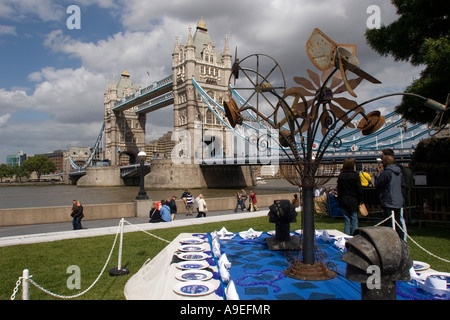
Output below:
[69,122,105,171]
[192,77,428,155]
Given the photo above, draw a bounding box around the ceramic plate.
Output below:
[175,270,213,282]
[177,252,209,261]
[176,260,209,270]
[173,281,215,296]
[427,273,450,286]
[178,245,205,252]
[180,238,204,245]
[413,261,430,271]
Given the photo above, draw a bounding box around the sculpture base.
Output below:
[266,236,301,251]
[283,261,337,281]
[109,267,130,277]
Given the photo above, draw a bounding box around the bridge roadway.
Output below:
[112,75,173,114]
[68,147,413,181]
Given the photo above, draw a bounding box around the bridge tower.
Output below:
[104,69,146,166]
[146,18,254,188]
[172,18,232,159]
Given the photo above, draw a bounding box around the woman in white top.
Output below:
[196,194,207,218]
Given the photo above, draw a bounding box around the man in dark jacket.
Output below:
[375,154,407,241]
[337,158,363,235]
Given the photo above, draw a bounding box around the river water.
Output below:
[0,179,301,209]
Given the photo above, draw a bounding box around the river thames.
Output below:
[0,179,301,209]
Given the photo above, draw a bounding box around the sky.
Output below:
[0,0,426,163]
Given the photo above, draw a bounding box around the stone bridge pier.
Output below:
[145,159,254,189]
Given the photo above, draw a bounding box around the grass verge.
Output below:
[1,216,449,300]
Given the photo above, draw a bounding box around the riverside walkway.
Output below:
[0,208,270,247]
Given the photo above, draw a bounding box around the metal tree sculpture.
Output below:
[224,28,448,281]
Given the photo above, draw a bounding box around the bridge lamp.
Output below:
[136,151,149,200]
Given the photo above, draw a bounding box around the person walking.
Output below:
[169,196,177,221]
[70,200,78,230]
[234,189,247,212]
[73,201,84,230]
[337,158,363,236]
[375,154,407,241]
[196,194,207,218]
[249,190,259,212]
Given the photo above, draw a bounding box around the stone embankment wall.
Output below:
[0,193,294,226]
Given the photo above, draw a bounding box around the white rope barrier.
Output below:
[374,210,450,264]
[123,219,170,244]
[24,222,122,299]
[10,218,171,300]
[10,214,448,300]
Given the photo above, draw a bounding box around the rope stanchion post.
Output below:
[109,218,130,276]
[22,269,30,300]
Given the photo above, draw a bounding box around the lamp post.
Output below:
[136,151,149,200]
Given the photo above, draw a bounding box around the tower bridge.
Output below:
[68,18,427,188]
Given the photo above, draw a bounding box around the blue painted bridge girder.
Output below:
[112,75,174,113]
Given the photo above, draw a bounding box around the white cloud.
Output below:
[0,114,11,127]
[0,0,426,162]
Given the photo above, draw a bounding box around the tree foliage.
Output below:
[22,155,57,181]
[410,137,450,170]
[365,0,450,124]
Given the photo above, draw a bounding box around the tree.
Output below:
[0,164,12,182]
[365,0,450,124]
[22,155,57,182]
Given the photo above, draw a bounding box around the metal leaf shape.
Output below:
[334,77,363,94]
[306,69,321,87]
[321,69,342,89]
[329,103,355,128]
[333,97,358,110]
[288,86,315,97]
[294,76,316,91]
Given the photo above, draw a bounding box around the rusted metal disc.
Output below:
[223,99,242,128]
[278,129,292,148]
[357,111,385,135]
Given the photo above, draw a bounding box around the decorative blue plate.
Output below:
[178,245,204,252]
[413,260,430,271]
[177,252,209,261]
[174,281,215,296]
[180,238,204,244]
[176,260,209,270]
[175,270,213,281]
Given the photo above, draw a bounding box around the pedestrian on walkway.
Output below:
[70,199,78,230]
[169,196,177,221]
[249,190,259,212]
[185,192,194,216]
[73,201,84,230]
[234,189,247,212]
[196,194,208,218]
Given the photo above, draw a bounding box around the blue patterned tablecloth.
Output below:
[210,231,448,300]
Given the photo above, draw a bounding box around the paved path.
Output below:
[0,208,270,247]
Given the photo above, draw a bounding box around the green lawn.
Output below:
[2,216,449,300]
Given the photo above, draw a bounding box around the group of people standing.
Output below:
[149,196,178,223]
[337,148,408,240]
[181,190,208,218]
[234,189,259,212]
[70,200,84,230]
[148,190,209,222]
